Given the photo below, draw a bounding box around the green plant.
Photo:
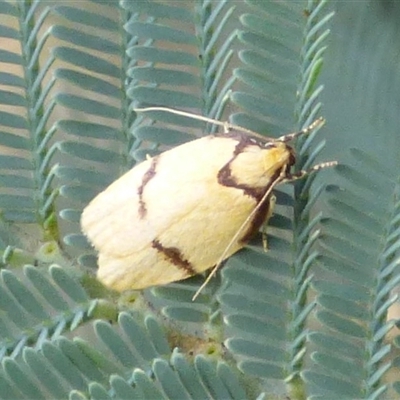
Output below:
[0,1,399,399]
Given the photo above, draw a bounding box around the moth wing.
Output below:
[81,136,239,257]
[81,160,156,255]
[96,186,272,291]
[82,136,282,291]
[97,250,189,291]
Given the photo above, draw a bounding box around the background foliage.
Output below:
[0,0,399,399]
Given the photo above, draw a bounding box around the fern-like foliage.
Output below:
[303,148,400,398]
[0,311,245,400]
[219,2,334,396]
[0,1,58,239]
[0,265,95,361]
[52,2,131,269]
[1,0,399,399]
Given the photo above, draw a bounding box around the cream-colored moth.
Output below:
[81,108,336,299]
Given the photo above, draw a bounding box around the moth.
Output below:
[81,108,336,299]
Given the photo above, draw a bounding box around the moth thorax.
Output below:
[229,142,293,187]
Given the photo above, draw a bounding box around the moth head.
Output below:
[226,139,294,188]
[261,141,295,175]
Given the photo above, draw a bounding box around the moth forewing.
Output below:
[81,109,336,299]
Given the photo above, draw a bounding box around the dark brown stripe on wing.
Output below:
[217,138,277,201]
[239,169,283,244]
[239,193,272,244]
[152,239,196,276]
[138,156,158,218]
[216,136,287,244]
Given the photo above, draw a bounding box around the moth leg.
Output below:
[261,194,276,252]
[261,225,268,252]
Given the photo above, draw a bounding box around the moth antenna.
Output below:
[192,172,286,301]
[134,106,272,141]
[277,117,325,142]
